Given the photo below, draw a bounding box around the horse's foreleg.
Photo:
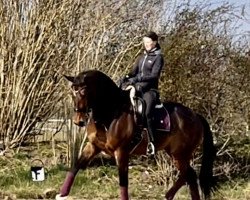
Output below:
[115,149,130,200]
[57,142,100,199]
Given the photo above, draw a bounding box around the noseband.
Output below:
[74,107,91,114]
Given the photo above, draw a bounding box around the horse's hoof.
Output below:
[55,194,68,200]
[165,194,174,200]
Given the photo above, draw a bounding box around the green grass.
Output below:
[0,143,249,200]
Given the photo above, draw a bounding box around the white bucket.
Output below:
[31,159,45,182]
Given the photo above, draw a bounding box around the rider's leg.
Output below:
[143,90,157,155]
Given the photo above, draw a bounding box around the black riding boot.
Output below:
[146,118,155,155]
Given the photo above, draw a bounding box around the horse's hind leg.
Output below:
[165,159,200,200]
[165,159,186,200]
[57,142,100,199]
[186,166,200,200]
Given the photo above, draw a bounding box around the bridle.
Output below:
[74,107,91,114]
[72,85,92,121]
[71,84,107,131]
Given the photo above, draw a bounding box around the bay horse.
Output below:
[56,70,217,200]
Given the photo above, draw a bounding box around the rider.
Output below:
[121,31,164,155]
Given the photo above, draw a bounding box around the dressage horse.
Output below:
[56,70,217,200]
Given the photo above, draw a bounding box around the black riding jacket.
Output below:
[128,45,164,93]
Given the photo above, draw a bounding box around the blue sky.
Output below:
[190,0,250,33]
[214,0,249,33]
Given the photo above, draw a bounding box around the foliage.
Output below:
[158,2,249,180]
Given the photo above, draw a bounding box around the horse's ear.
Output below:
[64,75,75,83]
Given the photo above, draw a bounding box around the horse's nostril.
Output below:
[73,120,85,127]
[78,121,85,127]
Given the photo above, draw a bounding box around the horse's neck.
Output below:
[91,89,130,127]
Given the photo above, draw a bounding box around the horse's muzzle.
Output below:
[75,120,86,127]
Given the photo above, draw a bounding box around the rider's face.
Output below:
[143,37,157,51]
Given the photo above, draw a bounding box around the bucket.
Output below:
[30,159,45,182]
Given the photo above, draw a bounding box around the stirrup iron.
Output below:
[147,142,155,155]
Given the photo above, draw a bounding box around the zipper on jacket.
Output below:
[141,54,147,77]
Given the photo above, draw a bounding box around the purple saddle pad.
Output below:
[153,104,170,132]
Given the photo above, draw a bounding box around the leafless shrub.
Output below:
[0,0,248,181]
[153,151,177,188]
[0,0,165,148]
[159,1,249,180]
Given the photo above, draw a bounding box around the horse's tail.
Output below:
[198,114,217,199]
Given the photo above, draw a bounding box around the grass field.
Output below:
[0,143,249,200]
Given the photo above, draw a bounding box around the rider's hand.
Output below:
[137,75,143,82]
[128,77,138,84]
[135,84,143,93]
[118,75,129,87]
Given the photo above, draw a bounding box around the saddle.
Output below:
[126,85,170,132]
[125,85,170,154]
[133,96,171,132]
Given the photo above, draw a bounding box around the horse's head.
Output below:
[64,74,90,127]
[65,70,127,127]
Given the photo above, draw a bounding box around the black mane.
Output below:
[74,70,130,126]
